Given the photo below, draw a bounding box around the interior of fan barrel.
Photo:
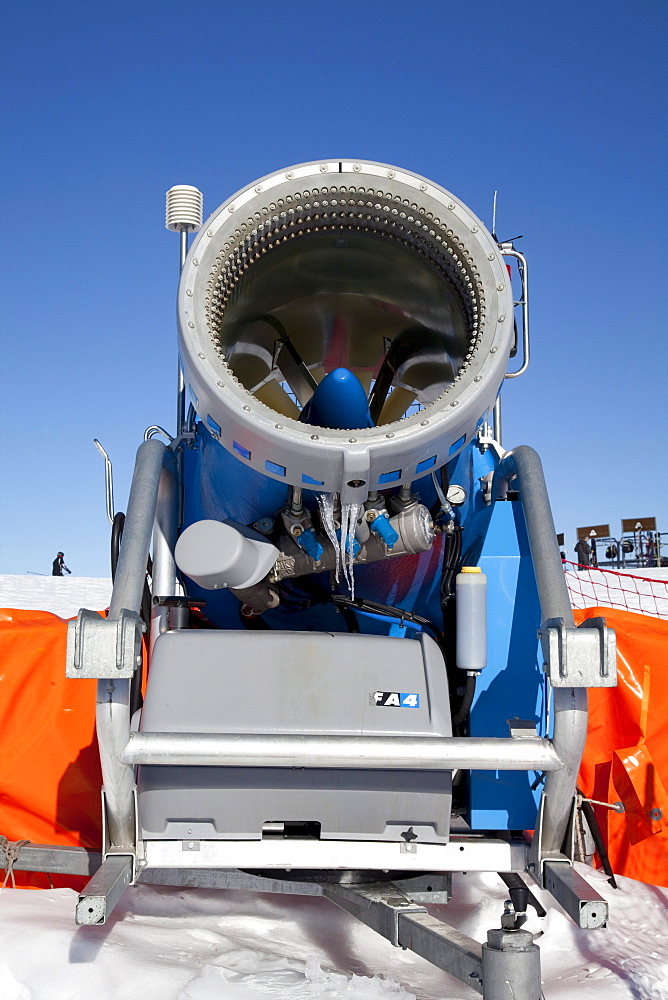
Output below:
[206,215,481,427]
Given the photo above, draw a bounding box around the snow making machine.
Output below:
[59,161,616,997]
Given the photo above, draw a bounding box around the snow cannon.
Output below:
[176,159,515,506]
[57,160,617,998]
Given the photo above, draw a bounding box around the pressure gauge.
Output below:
[447,485,467,506]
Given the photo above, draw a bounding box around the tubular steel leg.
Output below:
[150,447,179,653]
[498,445,589,858]
[542,687,588,856]
[97,439,165,850]
[107,439,166,622]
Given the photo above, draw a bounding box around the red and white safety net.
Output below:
[564,562,668,619]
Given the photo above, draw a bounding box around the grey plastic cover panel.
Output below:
[140,631,451,736]
[138,630,452,844]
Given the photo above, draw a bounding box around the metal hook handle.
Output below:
[93,439,115,525]
[502,247,530,379]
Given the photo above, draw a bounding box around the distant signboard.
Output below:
[556,533,564,546]
[621,517,657,533]
[577,524,611,540]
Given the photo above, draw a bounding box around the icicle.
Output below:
[339,503,350,592]
[340,501,362,600]
[317,492,340,583]
[318,494,361,597]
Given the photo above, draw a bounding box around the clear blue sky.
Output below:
[1,0,666,578]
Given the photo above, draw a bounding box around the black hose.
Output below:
[332,594,440,635]
[110,512,126,582]
[452,672,476,727]
[498,872,546,917]
[338,604,360,633]
[579,793,618,889]
[440,525,462,611]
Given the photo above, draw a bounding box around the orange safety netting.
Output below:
[576,606,668,887]
[0,608,102,888]
[566,562,668,619]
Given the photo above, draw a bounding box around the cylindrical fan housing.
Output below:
[177,160,514,503]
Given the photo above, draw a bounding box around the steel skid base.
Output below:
[3,841,609,1000]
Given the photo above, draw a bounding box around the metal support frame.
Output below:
[95,439,166,851]
[121,731,562,772]
[325,881,484,988]
[142,836,527,873]
[0,843,102,877]
[76,855,134,925]
[0,843,451,900]
[543,860,608,928]
[149,447,179,652]
[324,882,427,947]
[497,446,613,869]
[324,881,542,999]
[3,838,602,1000]
[400,910,484,992]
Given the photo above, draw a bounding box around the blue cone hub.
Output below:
[299,368,374,430]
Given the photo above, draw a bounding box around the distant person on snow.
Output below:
[52,552,71,576]
[574,538,590,567]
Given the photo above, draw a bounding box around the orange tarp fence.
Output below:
[576,607,668,887]
[1,605,666,888]
[0,609,101,887]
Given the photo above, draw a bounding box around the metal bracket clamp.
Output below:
[66,608,145,679]
[477,427,506,464]
[538,616,616,688]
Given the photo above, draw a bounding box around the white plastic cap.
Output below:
[175,520,279,591]
[166,185,203,232]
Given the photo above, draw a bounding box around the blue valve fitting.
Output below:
[369,512,399,550]
[335,528,362,559]
[296,528,324,562]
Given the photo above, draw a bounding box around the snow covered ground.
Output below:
[1,866,667,999]
[0,574,112,618]
[1,576,667,998]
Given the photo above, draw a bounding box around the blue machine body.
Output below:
[472,501,544,829]
[180,419,545,832]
